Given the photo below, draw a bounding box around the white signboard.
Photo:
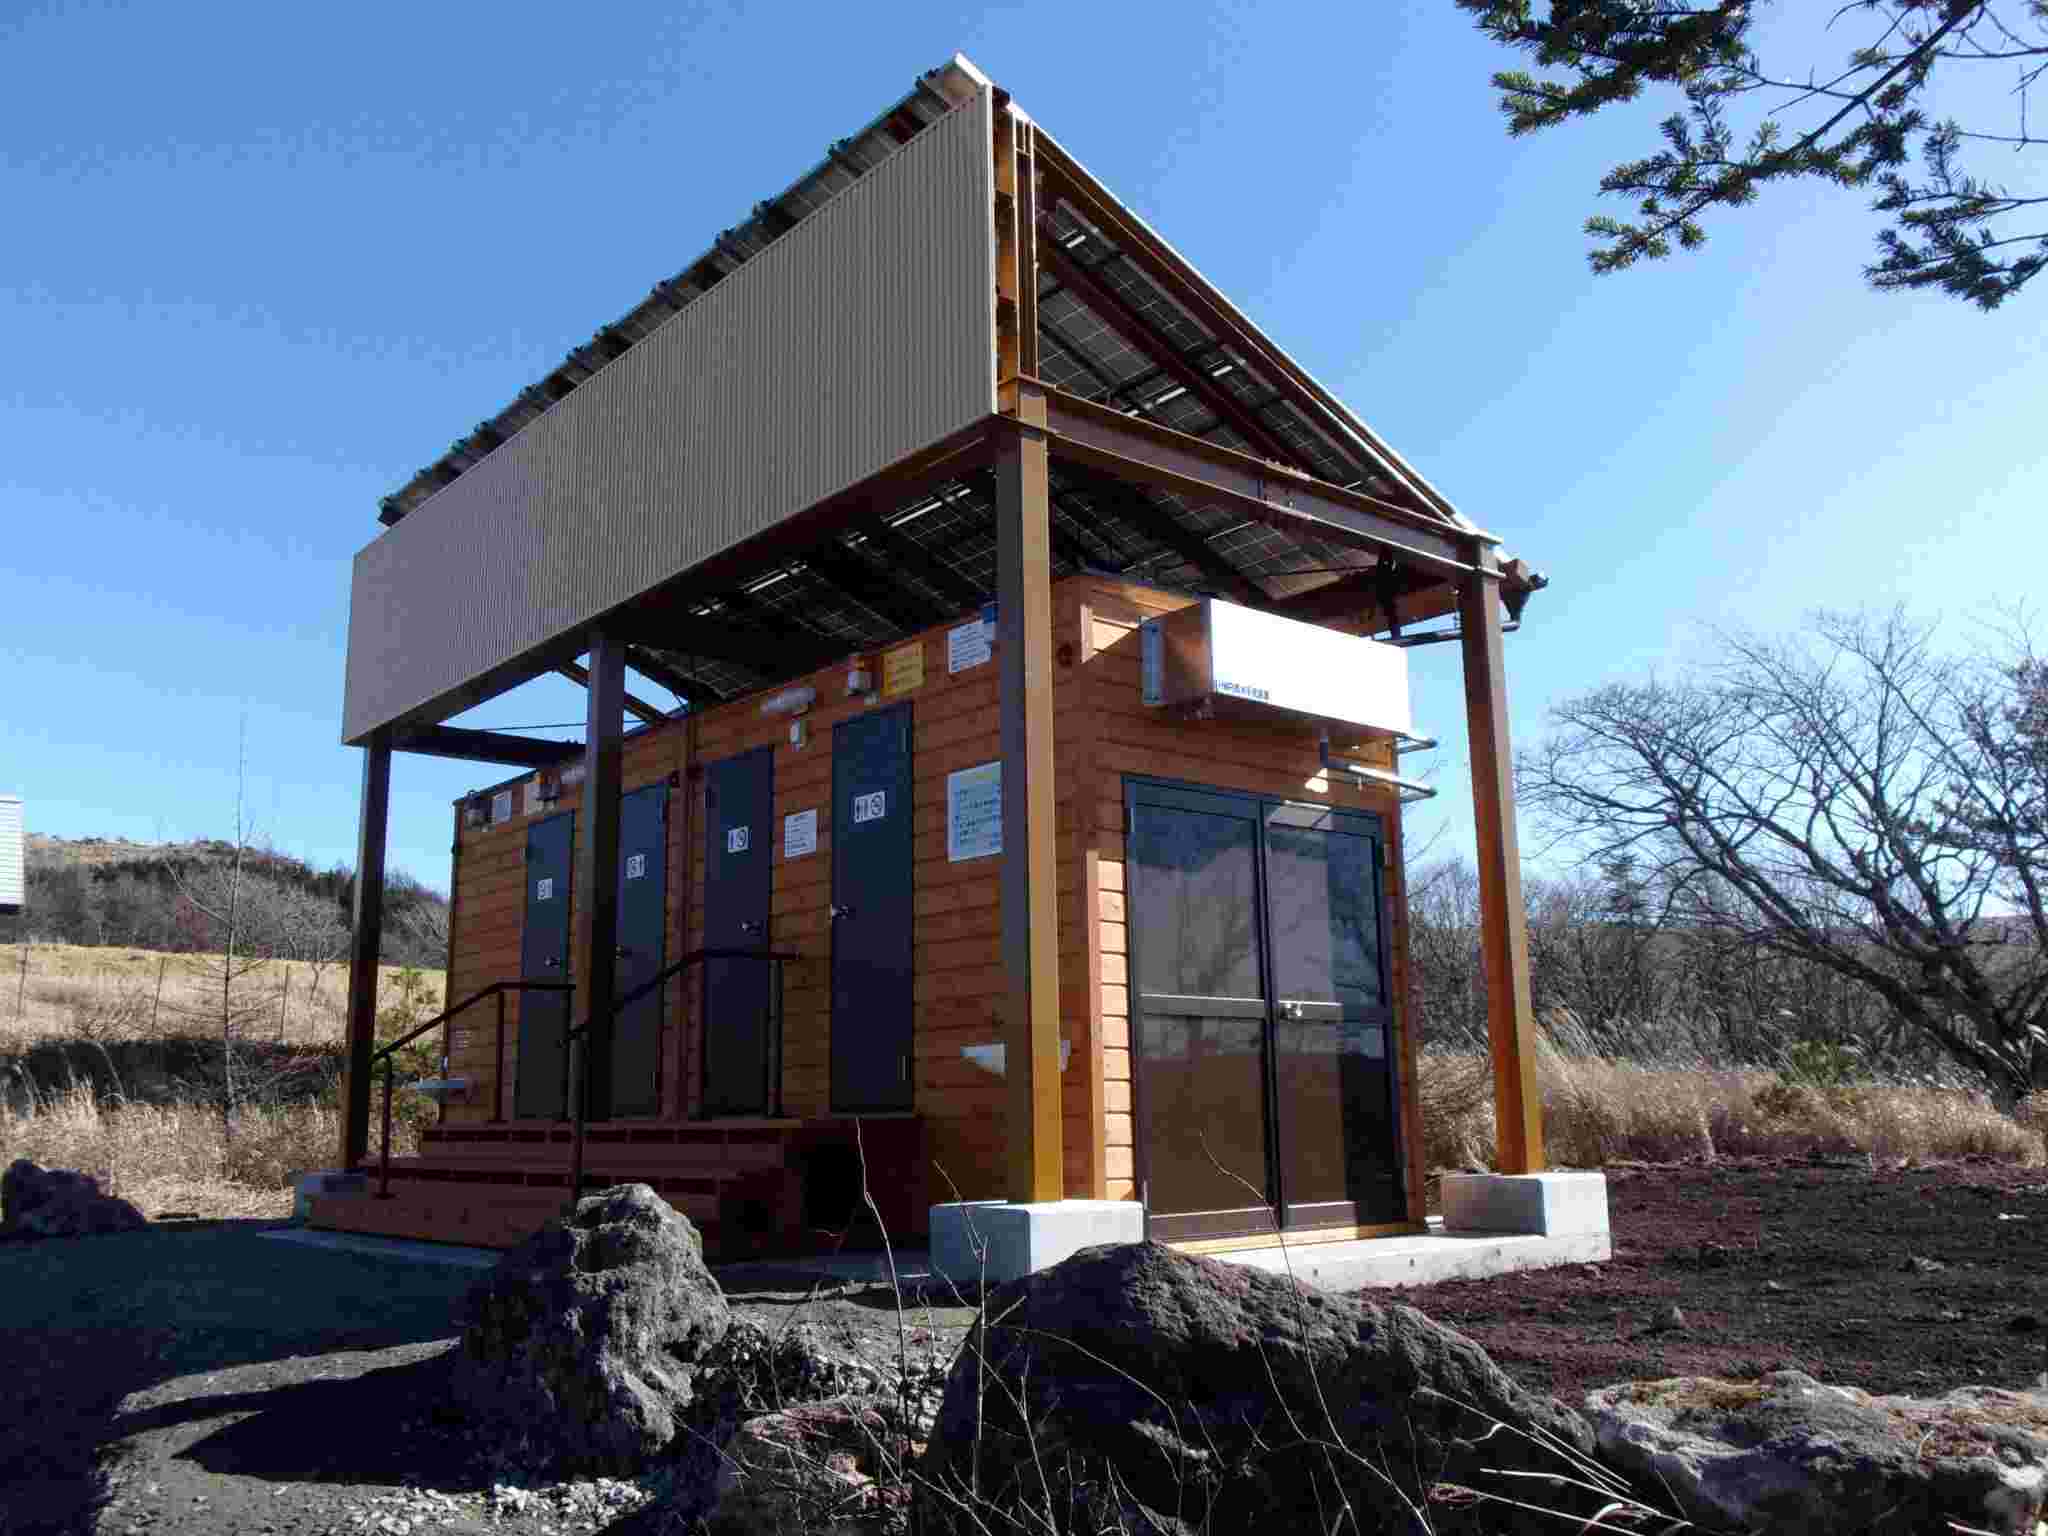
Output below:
[726,825,750,855]
[535,877,555,902]
[783,808,818,858]
[852,789,887,824]
[947,761,1002,862]
[625,853,647,880]
[947,618,991,673]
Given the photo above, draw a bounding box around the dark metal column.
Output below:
[998,386,1063,1204]
[568,629,625,1195]
[339,728,391,1170]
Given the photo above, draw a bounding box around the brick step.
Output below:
[310,1181,748,1248]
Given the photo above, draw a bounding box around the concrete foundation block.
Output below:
[931,1199,1145,1287]
[1441,1170,1610,1237]
[292,1169,369,1223]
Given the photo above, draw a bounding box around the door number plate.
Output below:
[726,826,750,854]
[625,853,646,880]
[853,790,887,824]
[535,878,554,901]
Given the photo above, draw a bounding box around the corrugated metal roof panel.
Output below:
[0,795,23,911]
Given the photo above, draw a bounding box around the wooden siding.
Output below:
[439,572,1421,1227]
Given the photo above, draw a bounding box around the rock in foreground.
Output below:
[919,1240,1599,1533]
[711,1396,913,1536]
[453,1183,729,1473]
[1,1158,146,1239]
[1588,1371,2048,1535]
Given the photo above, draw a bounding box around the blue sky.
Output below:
[3,0,2042,893]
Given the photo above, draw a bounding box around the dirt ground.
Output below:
[0,1160,2043,1535]
[1401,1155,2048,1405]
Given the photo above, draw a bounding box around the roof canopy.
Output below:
[347,55,1541,746]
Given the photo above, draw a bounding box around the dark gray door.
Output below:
[515,810,574,1120]
[1126,779,1401,1239]
[1125,784,1272,1240]
[591,783,667,1120]
[1264,801,1402,1227]
[701,746,774,1115]
[831,704,914,1112]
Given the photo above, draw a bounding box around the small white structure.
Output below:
[0,795,23,917]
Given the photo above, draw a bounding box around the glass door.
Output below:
[1264,802,1403,1227]
[1127,778,1404,1240]
[1127,785,1274,1241]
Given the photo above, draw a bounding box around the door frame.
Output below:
[1122,774,1402,1241]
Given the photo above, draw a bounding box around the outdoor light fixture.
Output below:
[464,794,491,829]
[535,769,562,804]
[759,685,817,719]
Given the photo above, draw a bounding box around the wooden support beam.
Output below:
[1460,563,1545,1174]
[997,389,1063,1204]
[394,726,583,770]
[1271,567,1461,633]
[1039,236,1314,475]
[339,729,390,1170]
[569,629,626,1176]
[1026,384,1474,581]
[557,661,665,726]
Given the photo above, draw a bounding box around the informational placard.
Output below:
[853,789,887,824]
[535,877,555,902]
[947,760,1002,861]
[783,808,818,858]
[882,640,924,697]
[726,825,750,855]
[625,853,646,880]
[947,618,990,673]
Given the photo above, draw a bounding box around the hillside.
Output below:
[16,833,449,969]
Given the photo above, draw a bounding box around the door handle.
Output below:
[544,956,562,970]
[738,920,764,937]
[829,904,856,921]
[1279,1000,1304,1020]
[615,946,632,959]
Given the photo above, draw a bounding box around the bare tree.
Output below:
[1522,609,2048,1103]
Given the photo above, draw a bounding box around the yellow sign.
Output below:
[882,640,925,697]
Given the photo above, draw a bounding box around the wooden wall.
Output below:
[438,572,1423,1228]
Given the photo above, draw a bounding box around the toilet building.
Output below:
[318,55,1561,1264]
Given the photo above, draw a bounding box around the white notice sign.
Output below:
[947,618,991,673]
[625,853,646,880]
[535,877,555,902]
[726,825,750,855]
[947,761,1002,862]
[783,808,818,858]
[852,790,887,824]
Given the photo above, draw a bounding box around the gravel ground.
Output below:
[0,1222,971,1536]
[5,1163,2044,1536]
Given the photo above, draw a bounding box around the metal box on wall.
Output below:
[1141,598,1412,739]
[0,794,22,915]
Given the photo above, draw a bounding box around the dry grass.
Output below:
[1420,1045,2048,1171]
[0,942,443,1048]
[0,1082,423,1220]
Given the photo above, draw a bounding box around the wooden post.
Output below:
[998,389,1062,1204]
[1459,558,1545,1174]
[570,628,625,1160]
[339,728,391,1170]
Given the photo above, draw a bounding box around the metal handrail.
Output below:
[365,978,572,1198]
[560,946,798,1209]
